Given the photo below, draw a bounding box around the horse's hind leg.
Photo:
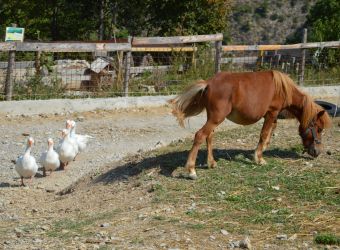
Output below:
[206,130,217,168]
[255,113,278,165]
[186,122,219,179]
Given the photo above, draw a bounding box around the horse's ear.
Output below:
[317,110,326,118]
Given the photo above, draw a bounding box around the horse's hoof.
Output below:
[254,153,267,165]
[188,173,198,180]
[208,161,217,168]
[258,159,267,165]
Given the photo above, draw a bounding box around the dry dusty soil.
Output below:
[0,106,339,250]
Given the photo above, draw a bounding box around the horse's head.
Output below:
[299,110,330,157]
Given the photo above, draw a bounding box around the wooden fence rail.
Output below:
[132,47,197,52]
[222,41,340,51]
[1,38,338,52]
[0,42,131,52]
[132,34,223,46]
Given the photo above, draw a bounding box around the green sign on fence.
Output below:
[5,27,25,42]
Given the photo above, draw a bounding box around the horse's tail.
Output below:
[168,80,208,127]
[272,70,295,106]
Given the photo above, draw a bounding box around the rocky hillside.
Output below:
[228,0,317,45]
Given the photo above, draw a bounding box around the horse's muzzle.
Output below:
[307,146,321,158]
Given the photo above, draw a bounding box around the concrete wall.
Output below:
[0,86,339,116]
[0,95,174,116]
[303,85,340,99]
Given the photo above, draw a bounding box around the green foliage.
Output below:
[304,0,340,75]
[129,45,215,96]
[270,14,278,21]
[314,234,340,245]
[232,4,252,22]
[13,75,65,100]
[254,0,269,18]
[290,0,296,7]
[240,22,251,32]
[146,0,232,36]
[0,0,97,41]
[0,0,232,41]
[301,2,310,14]
[307,0,340,41]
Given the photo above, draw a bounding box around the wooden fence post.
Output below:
[5,49,16,100]
[215,40,222,73]
[298,28,307,86]
[191,44,197,70]
[35,51,41,76]
[123,36,132,97]
[5,23,18,101]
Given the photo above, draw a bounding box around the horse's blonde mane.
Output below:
[273,70,332,129]
[272,70,294,106]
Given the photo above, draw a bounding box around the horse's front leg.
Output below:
[263,119,277,151]
[255,115,277,165]
[206,130,217,168]
[186,122,217,179]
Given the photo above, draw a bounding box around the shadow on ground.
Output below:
[93,147,311,185]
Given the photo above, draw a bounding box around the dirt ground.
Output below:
[0,107,339,250]
[0,107,232,193]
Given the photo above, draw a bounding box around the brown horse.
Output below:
[170,70,332,179]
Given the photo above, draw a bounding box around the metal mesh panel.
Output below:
[221,48,340,85]
[128,46,215,96]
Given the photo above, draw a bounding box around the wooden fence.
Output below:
[1,32,340,101]
[0,34,223,100]
[223,40,340,85]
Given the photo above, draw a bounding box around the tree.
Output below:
[305,0,340,66]
[49,0,97,40]
[0,0,50,40]
[0,0,97,41]
[147,0,232,36]
[306,0,340,41]
[0,0,232,41]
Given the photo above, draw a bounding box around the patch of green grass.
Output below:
[47,219,93,238]
[185,223,206,230]
[289,144,304,154]
[152,215,166,221]
[98,246,111,250]
[335,152,340,161]
[130,237,144,244]
[147,122,340,237]
[250,207,292,225]
[315,233,340,245]
[47,209,121,238]
[282,170,339,204]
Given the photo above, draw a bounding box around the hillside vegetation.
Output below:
[229,0,317,44]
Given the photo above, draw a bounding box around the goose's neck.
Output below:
[65,133,71,141]
[24,145,32,155]
[71,127,76,136]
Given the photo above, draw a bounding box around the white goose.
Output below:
[40,138,60,176]
[55,120,72,154]
[15,137,39,186]
[58,129,78,169]
[69,120,93,152]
